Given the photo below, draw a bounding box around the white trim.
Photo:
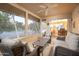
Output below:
[25,12,28,31]
[9,3,41,20]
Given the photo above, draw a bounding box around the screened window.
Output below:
[13,15,25,37]
[28,14,40,35]
[0,11,25,39]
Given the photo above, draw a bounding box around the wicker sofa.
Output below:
[53,32,79,56]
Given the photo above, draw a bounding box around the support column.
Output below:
[40,19,42,36]
[25,11,28,32]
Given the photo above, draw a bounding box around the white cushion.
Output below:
[1,39,20,47]
[54,39,68,50]
[65,32,79,50]
[53,39,67,55]
[54,40,67,47]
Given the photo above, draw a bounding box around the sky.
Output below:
[11,15,34,25]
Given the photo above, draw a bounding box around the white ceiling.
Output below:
[17,3,78,19]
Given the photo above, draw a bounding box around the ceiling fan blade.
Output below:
[39,5,46,9]
[37,9,45,13]
[45,8,48,16]
[44,4,58,8]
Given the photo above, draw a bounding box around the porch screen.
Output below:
[28,14,40,35]
[0,11,25,39]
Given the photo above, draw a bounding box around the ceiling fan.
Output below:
[37,4,58,18]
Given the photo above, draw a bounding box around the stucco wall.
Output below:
[71,5,79,34]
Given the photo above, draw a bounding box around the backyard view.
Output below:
[0,11,40,39]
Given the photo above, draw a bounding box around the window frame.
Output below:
[0,10,26,39]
